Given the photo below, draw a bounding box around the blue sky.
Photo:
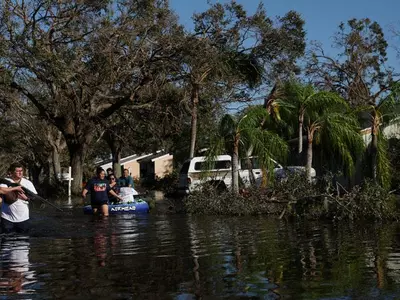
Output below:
[170,0,400,67]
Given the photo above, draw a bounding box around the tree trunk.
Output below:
[189,85,199,159]
[369,110,380,183]
[47,130,64,184]
[51,147,61,183]
[67,142,87,195]
[113,150,122,178]
[306,130,313,183]
[103,131,123,178]
[232,134,240,194]
[245,157,256,185]
[298,111,304,154]
[261,168,268,187]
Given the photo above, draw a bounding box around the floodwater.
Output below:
[1,200,400,299]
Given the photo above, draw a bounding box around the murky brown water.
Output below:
[1,200,400,299]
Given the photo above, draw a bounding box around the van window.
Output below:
[194,160,231,171]
[240,157,260,169]
[180,162,190,174]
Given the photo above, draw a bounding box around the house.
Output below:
[138,152,174,180]
[98,151,173,180]
[383,123,400,139]
[361,122,400,146]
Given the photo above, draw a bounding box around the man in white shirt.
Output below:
[0,163,37,233]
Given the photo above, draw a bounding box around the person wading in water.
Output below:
[82,167,124,216]
[0,163,37,234]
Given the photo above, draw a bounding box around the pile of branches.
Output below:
[184,175,400,220]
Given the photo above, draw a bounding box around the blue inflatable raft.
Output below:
[83,200,150,215]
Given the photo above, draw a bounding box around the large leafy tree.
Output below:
[307,18,395,109]
[178,1,305,158]
[0,103,67,185]
[207,106,288,193]
[0,0,182,193]
[100,83,189,177]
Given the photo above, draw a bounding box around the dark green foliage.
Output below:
[141,170,179,195]
[0,0,183,193]
[192,2,305,82]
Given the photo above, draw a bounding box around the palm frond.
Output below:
[240,106,268,129]
[201,143,227,179]
[206,105,289,188]
[249,129,288,180]
[307,91,349,112]
[316,110,364,178]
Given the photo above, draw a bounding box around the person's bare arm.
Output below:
[0,186,24,195]
[109,189,124,202]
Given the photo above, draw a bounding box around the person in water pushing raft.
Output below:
[82,167,124,216]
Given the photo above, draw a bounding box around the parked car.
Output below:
[178,155,316,194]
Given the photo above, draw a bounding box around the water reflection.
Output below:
[7,207,400,299]
[92,218,117,267]
[178,217,400,299]
[0,235,34,296]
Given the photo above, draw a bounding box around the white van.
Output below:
[178,155,316,194]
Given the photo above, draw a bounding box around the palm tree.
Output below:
[279,81,353,155]
[360,87,400,188]
[275,81,364,182]
[207,106,288,193]
[306,110,365,183]
[305,97,364,182]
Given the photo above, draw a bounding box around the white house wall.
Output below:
[383,123,400,139]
